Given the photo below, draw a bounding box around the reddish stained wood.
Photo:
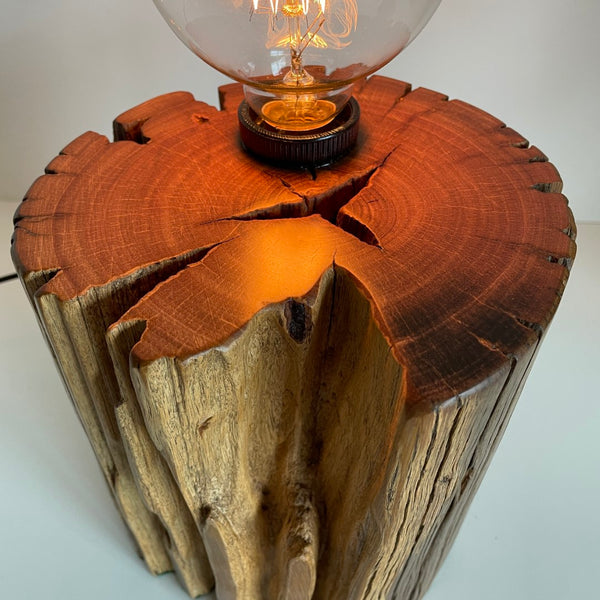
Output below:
[12,75,575,407]
[11,76,577,599]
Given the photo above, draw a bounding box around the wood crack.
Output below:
[224,168,381,247]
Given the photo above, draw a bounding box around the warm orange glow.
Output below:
[252,0,327,15]
[239,218,337,307]
[261,98,337,130]
[250,1,358,52]
[273,33,328,50]
[246,0,358,130]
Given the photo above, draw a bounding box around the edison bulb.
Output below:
[153,0,441,132]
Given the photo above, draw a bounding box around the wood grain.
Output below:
[12,76,575,599]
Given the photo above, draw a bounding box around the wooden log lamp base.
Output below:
[11,77,575,599]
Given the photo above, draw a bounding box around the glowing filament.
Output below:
[247,0,357,130]
[252,0,327,17]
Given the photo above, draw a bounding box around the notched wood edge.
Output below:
[113,91,196,143]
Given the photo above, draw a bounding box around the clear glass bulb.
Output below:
[153,0,441,131]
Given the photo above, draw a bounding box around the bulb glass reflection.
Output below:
[153,0,441,131]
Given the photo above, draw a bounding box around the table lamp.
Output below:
[153,0,441,165]
[11,2,575,599]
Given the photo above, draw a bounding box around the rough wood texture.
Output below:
[11,76,575,599]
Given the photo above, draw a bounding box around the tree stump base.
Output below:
[11,77,575,599]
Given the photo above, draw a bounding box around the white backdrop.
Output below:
[1,0,599,223]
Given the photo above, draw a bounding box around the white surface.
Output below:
[1,195,599,598]
[1,0,600,221]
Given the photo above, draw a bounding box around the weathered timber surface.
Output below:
[11,76,575,600]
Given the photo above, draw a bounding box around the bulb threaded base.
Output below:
[238,97,360,168]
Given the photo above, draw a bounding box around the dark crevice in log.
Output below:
[504,131,529,148]
[199,505,212,524]
[392,493,414,580]
[14,211,75,225]
[284,299,312,343]
[387,463,401,507]
[381,481,413,591]
[324,262,338,347]
[459,466,475,495]
[547,253,574,269]
[197,416,214,435]
[110,319,147,410]
[531,182,562,193]
[528,153,548,162]
[563,223,577,240]
[452,313,517,364]
[515,317,544,338]
[112,93,198,144]
[44,242,223,309]
[224,169,381,247]
[12,221,53,237]
[418,409,440,485]
[114,124,145,144]
[114,117,152,145]
[276,176,305,200]
[363,556,383,599]
[336,213,382,248]
[418,405,463,528]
